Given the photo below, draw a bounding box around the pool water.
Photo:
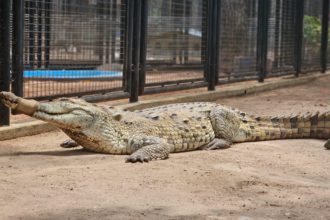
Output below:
[24,70,122,79]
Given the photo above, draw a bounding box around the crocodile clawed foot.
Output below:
[125,154,150,163]
[60,139,80,148]
[200,138,232,150]
[125,143,171,163]
[325,139,330,150]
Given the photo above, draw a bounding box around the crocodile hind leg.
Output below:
[200,138,231,150]
[325,140,330,149]
[60,139,80,148]
[125,143,172,163]
[209,106,241,142]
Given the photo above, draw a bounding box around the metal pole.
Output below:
[138,0,148,95]
[120,0,126,64]
[273,0,281,68]
[12,0,25,97]
[321,0,329,73]
[207,0,215,91]
[97,0,104,62]
[121,0,128,90]
[202,0,208,80]
[110,0,117,63]
[295,0,304,77]
[37,1,43,68]
[214,0,221,85]
[125,0,134,93]
[0,0,11,125]
[257,0,269,82]
[129,0,142,102]
[105,0,111,64]
[262,0,270,81]
[44,0,51,68]
[28,1,35,69]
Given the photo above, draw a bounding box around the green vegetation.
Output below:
[303,15,322,48]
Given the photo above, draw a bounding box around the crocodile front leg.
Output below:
[125,135,172,163]
[126,143,171,163]
[209,106,241,142]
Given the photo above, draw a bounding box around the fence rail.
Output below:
[1,0,330,125]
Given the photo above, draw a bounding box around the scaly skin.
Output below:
[0,91,329,163]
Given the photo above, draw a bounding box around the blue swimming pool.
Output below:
[24,70,122,79]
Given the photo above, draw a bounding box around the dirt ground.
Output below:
[1,76,330,220]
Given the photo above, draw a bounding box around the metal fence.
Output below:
[302,0,323,72]
[219,0,259,81]
[267,0,296,75]
[145,0,205,88]
[1,0,330,125]
[23,0,126,99]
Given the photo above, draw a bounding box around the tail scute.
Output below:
[241,111,330,141]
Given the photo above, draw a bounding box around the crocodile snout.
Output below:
[0,91,19,109]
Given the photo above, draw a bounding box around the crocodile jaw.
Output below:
[33,101,96,131]
[0,91,95,131]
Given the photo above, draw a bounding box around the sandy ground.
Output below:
[0,76,330,220]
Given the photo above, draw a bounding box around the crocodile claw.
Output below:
[125,154,150,163]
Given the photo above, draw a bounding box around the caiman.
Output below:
[0,91,329,163]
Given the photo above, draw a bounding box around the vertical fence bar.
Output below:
[214,0,221,85]
[321,0,329,73]
[12,0,25,97]
[138,0,148,95]
[125,0,134,92]
[206,0,215,90]
[0,0,11,125]
[110,0,117,64]
[130,0,142,102]
[257,0,270,82]
[121,0,128,90]
[273,0,281,68]
[202,0,208,80]
[44,0,50,68]
[97,1,104,62]
[295,0,304,76]
[28,1,35,69]
[37,1,43,68]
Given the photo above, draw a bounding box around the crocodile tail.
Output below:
[236,111,330,142]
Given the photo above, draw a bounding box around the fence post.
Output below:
[0,0,11,125]
[37,1,43,68]
[321,0,329,73]
[205,0,220,91]
[257,0,270,83]
[125,0,134,93]
[295,0,304,77]
[12,0,25,98]
[214,0,221,85]
[44,0,51,68]
[202,0,208,81]
[129,0,142,102]
[121,0,129,91]
[138,0,148,95]
[28,1,35,69]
